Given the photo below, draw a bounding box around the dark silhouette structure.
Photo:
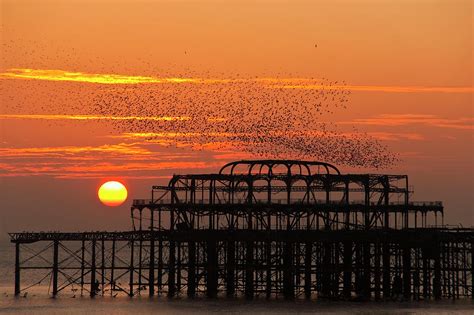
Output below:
[9,160,474,300]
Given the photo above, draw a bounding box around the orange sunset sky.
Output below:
[0,0,472,237]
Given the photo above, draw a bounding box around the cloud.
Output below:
[343,114,474,130]
[2,69,472,93]
[0,143,152,157]
[0,114,189,121]
[273,84,474,93]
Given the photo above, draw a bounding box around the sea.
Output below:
[0,242,473,314]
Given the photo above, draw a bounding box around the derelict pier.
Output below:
[9,160,474,300]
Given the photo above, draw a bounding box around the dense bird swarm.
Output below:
[1,38,398,168]
[87,77,397,168]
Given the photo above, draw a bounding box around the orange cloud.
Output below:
[0,69,199,84]
[0,114,190,121]
[272,85,474,93]
[2,69,471,94]
[344,114,474,130]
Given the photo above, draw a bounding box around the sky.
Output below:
[0,0,472,240]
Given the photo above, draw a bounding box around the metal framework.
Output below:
[9,160,474,301]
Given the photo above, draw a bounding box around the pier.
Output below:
[9,160,474,300]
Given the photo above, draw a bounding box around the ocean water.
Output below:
[1,243,473,314]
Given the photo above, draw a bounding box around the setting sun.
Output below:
[98,181,128,207]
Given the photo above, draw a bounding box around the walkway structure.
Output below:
[9,160,474,300]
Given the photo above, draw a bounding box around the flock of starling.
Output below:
[2,37,398,169]
[86,76,397,168]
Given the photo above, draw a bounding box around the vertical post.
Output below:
[129,240,134,297]
[90,239,97,298]
[138,237,143,295]
[52,240,59,297]
[110,238,116,295]
[403,246,411,300]
[149,237,155,297]
[101,238,105,296]
[304,242,312,299]
[471,241,474,300]
[226,241,235,297]
[343,241,352,299]
[434,248,441,300]
[422,253,429,299]
[245,241,254,299]
[266,240,272,298]
[14,243,20,296]
[363,242,371,300]
[374,242,381,300]
[80,239,85,296]
[283,241,294,299]
[168,240,176,297]
[207,241,218,298]
[187,241,196,298]
[382,242,391,298]
[322,241,331,297]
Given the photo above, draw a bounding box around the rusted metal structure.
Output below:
[9,160,474,300]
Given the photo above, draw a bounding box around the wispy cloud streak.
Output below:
[344,114,474,130]
[1,69,472,93]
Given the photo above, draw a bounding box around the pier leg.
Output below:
[304,242,312,299]
[52,240,59,297]
[101,239,105,296]
[226,241,235,297]
[187,241,196,298]
[471,241,474,300]
[434,250,441,300]
[422,254,429,299]
[245,241,254,299]
[403,246,411,300]
[322,241,331,297]
[382,242,391,299]
[14,243,20,296]
[168,241,176,298]
[374,243,381,300]
[283,241,294,299]
[362,243,371,300]
[80,239,85,296]
[110,239,116,295]
[90,240,97,298]
[343,241,352,299]
[129,241,134,297]
[207,241,218,298]
[266,241,272,298]
[149,238,155,297]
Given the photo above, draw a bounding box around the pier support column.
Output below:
[245,241,254,299]
[149,238,155,297]
[321,241,331,297]
[168,241,176,298]
[207,241,218,298]
[283,241,294,299]
[90,239,97,298]
[187,241,196,298]
[471,241,474,300]
[14,243,20,296]
[362,242,371,300]
[129,240,134,297]
[52,240,59,297]
[382,242,391,299]
[304,242,312,299]
[226,241,235,297]
[374,243,381,300]
[343,241,352,299]
[434,250,441,300]
[403,246,411,300]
